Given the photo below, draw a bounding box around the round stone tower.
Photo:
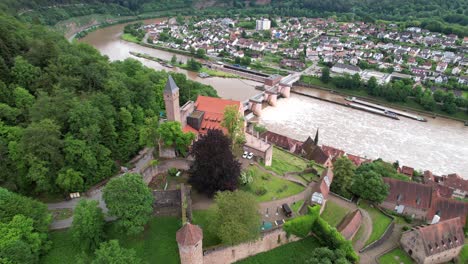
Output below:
[176,223,203,264]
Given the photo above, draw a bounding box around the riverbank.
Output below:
[128,51,240,79]
[294,81,468,123]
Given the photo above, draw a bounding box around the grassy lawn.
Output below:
[192,210,222,248]
[50,208,73,221]
[459,244,468,264]
[352,225,364,246]
[41,217,181,264]
[241,165,305,202]
[200,67,239,78]
[235,236,321,264]
[360,202,393,247]
[121,33,141,43]
[291,200,304,214]
[378,248,414,264]
[265,147,308,175]
[463,91,468,99]
[321,200,351,227]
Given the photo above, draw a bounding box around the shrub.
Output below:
[255,186,268,196]
[402,226,410,231]
[276,184,288,193]
[168,168,178,177]
[283,206,320,238]
[261,174,271,180]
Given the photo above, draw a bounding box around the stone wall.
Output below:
[202,228,299,264]
[153,185,192,218]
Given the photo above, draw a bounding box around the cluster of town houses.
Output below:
[259,129,467,263]
[144,17,468,88]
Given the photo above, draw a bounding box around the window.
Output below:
[416,198,421,205]
[397,194,402,201]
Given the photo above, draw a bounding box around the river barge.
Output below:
[345,97,427,122]
[346,103,400,120]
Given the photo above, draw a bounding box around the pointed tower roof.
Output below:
[176,223,203,246]
[165,75,179,93]
[314,128,319,145]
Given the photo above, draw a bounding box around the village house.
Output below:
[381,178,468,224]
[331,63,361,75]
[400,217,465,264]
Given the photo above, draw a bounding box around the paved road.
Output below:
[359,225,403,264]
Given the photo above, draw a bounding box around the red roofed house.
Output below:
[401,166,415,177]
[400,217,465,264]
[163,76,242,137]
[184,96,242,136]
[311,168,334,212]
[322,145,345,162]
[260,130,303,155]
[440,173,468,199]
[382,178,433,220]
[382,178,468,225]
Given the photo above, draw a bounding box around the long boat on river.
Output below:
[345,97,427,122]
[346,102,400,120]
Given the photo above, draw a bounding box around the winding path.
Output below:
[47,148,192,230]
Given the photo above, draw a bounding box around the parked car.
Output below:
[282,203,292,217]
[247,152,254,159]
[242,151,248,158]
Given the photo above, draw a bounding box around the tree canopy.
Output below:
[189,129,241,196]
[351,171,389,203]
[157,121,195,156]
[92,240,142,264]
[208,190,261,245]
[330,156,355,199]
[103,173,154,235]
[0,12,217,195]
[71,200,105,252]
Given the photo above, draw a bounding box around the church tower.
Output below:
[164,75,181,123]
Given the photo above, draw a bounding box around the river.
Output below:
[80,19,468,177]
[78,18,261,101]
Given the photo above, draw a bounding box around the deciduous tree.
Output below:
[92,240,142,264]
[71,200,104,252]
[157,121,195,156]
[330,156,355,198]
[208,191,260,245]
[103,173,154,235]
[221,105,245,149]
[56,168,84,193]
[189,129,241,196]
[351,171,389,203]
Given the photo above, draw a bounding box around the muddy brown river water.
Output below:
[80,19,468,176]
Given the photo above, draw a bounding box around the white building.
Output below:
[256,19,271,31]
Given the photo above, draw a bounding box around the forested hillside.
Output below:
[7,0,468,36]
[0,13,216,196]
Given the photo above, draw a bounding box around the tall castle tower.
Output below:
[164,75,181,122]
[176,223,203,264]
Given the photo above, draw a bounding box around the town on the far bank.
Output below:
[126,15,468,119]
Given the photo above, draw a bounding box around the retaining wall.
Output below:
[203,227,299,264]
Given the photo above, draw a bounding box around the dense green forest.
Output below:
[5,0,467,36]
[0,12,217,196]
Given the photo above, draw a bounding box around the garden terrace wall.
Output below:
[202,227,300,264]
[153,185,192,218]
[359,207,395,253]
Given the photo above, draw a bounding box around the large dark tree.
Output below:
[189,129,241,196]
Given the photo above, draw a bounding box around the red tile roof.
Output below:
[260,131,303,154]
[427,198,468,225]
[383,178,433,210]
[321,145,345,161]
[443,173,468,193]
[176,223,203,246]
[189,96,241,135]
[346,153,368,167]
[414,217,465,256]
